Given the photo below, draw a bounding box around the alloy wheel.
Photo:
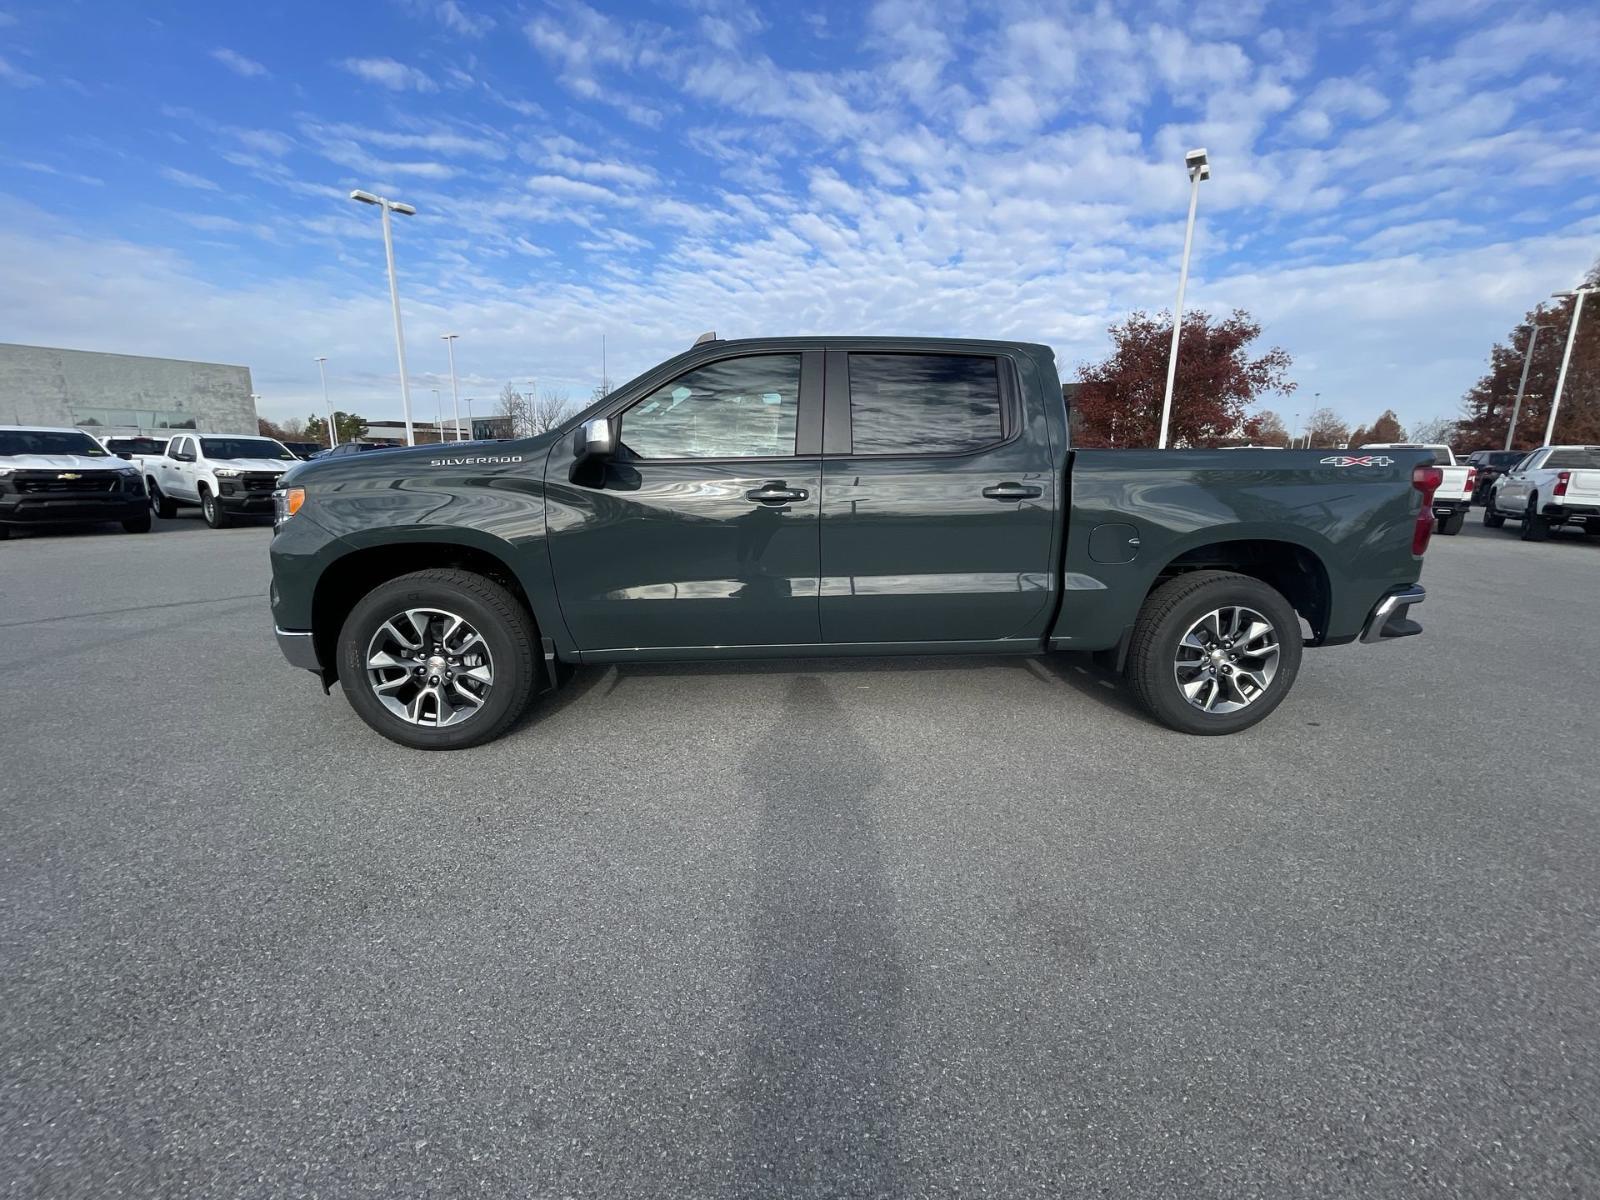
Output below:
[365,607,494,728]
[1173,605,1281,714]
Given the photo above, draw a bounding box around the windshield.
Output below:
[104,437,168,455]
[0,430,109,457]
[199,437,295,461]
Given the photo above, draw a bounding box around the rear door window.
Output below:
[1545,449,1600,469]
[846,353,1004,456]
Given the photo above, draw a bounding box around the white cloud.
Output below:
[339,57,437,92]
[0,53,42,87]
[210,47,269,78]
[436,1,492,36]
[158,167,221,191]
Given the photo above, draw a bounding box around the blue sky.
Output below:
[2,0,1597,432]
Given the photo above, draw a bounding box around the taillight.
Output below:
[1554,471,1570,497]
[1464,466,1477,494]
[1412,465,1443,555]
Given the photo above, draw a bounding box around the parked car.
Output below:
[98,434,171,460]
[1483,446,1600,540]
[279,441,325,460]
[308,440,392,460]
[1360,443,1473,534]
[0,425,149,538]
[1465,449,1532,503]
[268,336,1438,749]
[142,433,298,528]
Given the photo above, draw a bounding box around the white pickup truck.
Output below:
[1484,445,1600,541]
[1361,443,1474,535]
[140,433,299,528]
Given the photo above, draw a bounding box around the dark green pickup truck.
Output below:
[268,336,1437,749]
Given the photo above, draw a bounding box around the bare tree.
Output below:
[1409,415,1460,446]
[589,375,614,405]
[1304,406,1351,448]
[529,387,574,435]
[496,382,530,438]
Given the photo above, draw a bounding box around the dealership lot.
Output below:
[2,516,1597,1197]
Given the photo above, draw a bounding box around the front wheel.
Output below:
[1482,498,1505,528]
[1126,571,1304,736]
[337,569,540,750]
[201,490,229,529]
[122,514,152,534]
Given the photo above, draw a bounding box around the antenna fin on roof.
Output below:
[693,330,717,347]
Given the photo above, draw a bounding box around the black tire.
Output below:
[148,480,176,519]
[1125,570,1304,736]
[1482,496,1505,528]
[0,523,10,540]
[337,569,540,750]
[1519,494,1549,542]
[121,514,152,534]
[200,489,229,529]
[1438,510,1465,535]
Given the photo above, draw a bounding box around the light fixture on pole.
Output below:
[1546,286,1597,446]
[313,356,337,448]
[1503,319,1547,451]
[1156,148,1210,450]
[350,189,418,446]
[441,333,463,442]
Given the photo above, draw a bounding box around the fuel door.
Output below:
[1088,522,1140,564]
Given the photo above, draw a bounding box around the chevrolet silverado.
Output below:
[268,337,1438,749]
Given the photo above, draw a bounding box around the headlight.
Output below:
[214,468,241,478]
[272,487,305,529]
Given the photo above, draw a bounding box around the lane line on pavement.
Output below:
[0,593,263,629]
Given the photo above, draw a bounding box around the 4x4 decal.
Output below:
[1320,455,1395,467]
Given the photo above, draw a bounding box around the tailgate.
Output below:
[1435,465,1471,501]
[1563,470,1600,505]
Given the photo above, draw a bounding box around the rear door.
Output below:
[164,437,197,499]
[544,349,824,653]
[817,348,1057,645]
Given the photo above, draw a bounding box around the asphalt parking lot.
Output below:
[2,511,1597,1198]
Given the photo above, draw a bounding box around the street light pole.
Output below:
[1546,287,1596,446]
[350,190,418,445]
[442,333,463,442]
[313,356,336,448]
[1504,322,1545,451]
[1157,148,1210,449]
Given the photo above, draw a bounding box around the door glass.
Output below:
[848,353,1003,455]
[620,354,801,460]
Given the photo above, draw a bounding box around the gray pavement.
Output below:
[2,509,1597,1198]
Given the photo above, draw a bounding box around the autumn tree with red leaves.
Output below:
[1349,409,1405,446]
[1456,260,1600,450]
[1073,309,1295,448]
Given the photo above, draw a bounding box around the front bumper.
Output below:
[217,491,277,512]
[275,626,321,670]
[1360,584,1425,644]
[0,493,147,525]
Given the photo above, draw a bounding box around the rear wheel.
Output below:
[1126,570,1303,736]
[122,514,152,534]
[0,524,10,540]
[1437,510,1465,535]
[337,569,540,750]
[1519,494,1549,542]
[201,489,229,529]
[148,480,176,519]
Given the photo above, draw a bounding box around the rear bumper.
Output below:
[1360,584,1425,644]
[1432,498,1470,517]
[275,626,321,670]
[0,494,147,524]
[1541,502,1599,519]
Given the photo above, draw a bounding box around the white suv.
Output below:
[145,434,299,528]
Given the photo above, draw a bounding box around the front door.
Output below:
[545,350,824,653]
[818,349,1058,645]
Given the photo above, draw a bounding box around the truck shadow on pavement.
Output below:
[734,675,905,1197]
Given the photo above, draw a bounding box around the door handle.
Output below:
[747,485,808,504]
[982,482,1042,501]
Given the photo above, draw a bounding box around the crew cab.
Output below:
[1361,443,1473,534]
[142,433,299,527]
[1483,446,1600,540]
[268,337,1438,750]
[0,425,149,538]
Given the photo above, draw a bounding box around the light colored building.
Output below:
[363,418,469,445]
[0,342,256,436]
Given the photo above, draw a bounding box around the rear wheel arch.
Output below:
[1142,538,1331,643]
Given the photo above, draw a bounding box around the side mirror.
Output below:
[573,417,615,466]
